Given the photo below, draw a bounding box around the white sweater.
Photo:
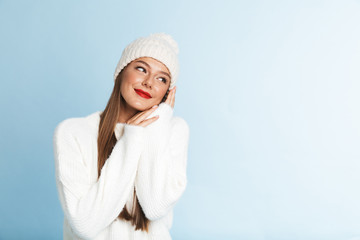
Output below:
[53,103,190,240]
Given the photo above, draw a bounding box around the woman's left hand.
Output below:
[164,86,176,109]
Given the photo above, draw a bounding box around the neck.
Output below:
[117,98,140,123]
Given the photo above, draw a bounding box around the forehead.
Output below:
[133,57,170,74]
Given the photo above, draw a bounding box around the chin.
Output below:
[132,103,152,111]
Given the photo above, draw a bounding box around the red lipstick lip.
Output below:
[135,89,151,98]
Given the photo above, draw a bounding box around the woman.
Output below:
[53,33,190,240]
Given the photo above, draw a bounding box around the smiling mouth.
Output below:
[134,89,151,99]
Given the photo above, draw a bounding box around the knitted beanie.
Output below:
[113,33,179,90]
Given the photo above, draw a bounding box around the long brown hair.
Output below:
[97,69,169,232]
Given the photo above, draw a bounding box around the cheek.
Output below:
[123,71,142,85]
[154,86,168,99]
[125,77,137,86]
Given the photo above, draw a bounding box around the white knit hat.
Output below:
[113,33,179,89]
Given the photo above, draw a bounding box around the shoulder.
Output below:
[170,116,190,137]
[54,111,101,140]
[171,116,189,130]
[167,117,190,152]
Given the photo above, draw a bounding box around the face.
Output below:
[119,57,171,112]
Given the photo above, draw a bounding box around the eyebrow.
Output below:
[135,60,171,79]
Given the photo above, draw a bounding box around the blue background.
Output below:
[1,0,360,239]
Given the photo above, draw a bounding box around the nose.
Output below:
[142,75,153,89]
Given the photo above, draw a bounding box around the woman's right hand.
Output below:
[126,105,159,127]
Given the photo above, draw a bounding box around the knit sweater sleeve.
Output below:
[135,103,190,221]
[53,119,144,239]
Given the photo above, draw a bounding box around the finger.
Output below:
[165,87,174,105]
[127,111,144,123]
[132,106,159,124]
[170,87,176,108]
[138,115,159,127]
[167,87,176,103]
[127,105,158,124]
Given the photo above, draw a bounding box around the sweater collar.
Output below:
[114,122,125,140]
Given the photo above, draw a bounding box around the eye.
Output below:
[158,77,167,84]
[136,66,146,73]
